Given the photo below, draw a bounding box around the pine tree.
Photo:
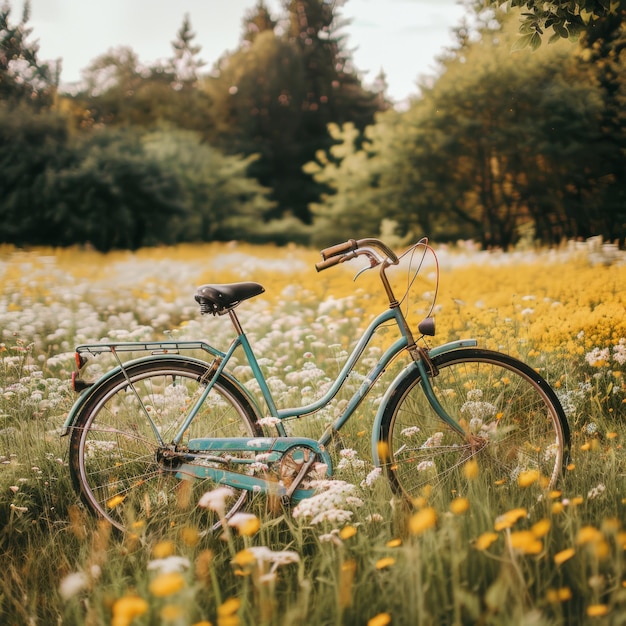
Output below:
[241,1,277,45]
[0,0,57,107]
[169,14,205,89]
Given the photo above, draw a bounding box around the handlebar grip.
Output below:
[320,239,358,260]
[315,255,344,272]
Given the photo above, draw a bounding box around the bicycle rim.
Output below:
[69,358,261,534]
[381,348,570,502]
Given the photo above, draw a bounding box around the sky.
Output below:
[11,0,468,103]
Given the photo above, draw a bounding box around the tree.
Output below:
[0,104,70,244]
[206,0,384,222]
[142,127,275,242]
[47,129,186,251]
[307,7,623,248]
[0,0,58,108]
[68,42,214,132]
[575,7,626,240]
[168,14,206,89]
[241,0,277,45]
[304,122,384,245]
[490,0,623,47]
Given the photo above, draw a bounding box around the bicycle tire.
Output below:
[69,357,263,534]
[379,348,570,502]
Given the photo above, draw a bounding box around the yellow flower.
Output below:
[152,540,176,558]
[546,587,572,603]
[192,622,213,626]
[494,508,527,531]
[180,526,200,546]
[601,518,620,533]
[368,613,392,626]
[509,531,542,555]
[554,548,576,565]
[231,549,256,568]
[377,441,390,462]
[106,494,125,509]
[576,526,602,545]
[161,604,184,622]
[463,458,479,480]
[149,572,186,597]
[517,469,540,487]
[408,507,437,535]
[449,497,470,515]
[339,525,357,540]
[375,557,396,570]
[218,598,241,616]
[386,538,402,548]
[217,598,241,625]
[587,604,609,617]
[474,532,499,551]
[228,513,261,537]
[531,518,551,538]
[111,595,148,626]
[593,539,610,559]
[551,501,565,515]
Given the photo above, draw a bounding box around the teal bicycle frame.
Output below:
[63,239,478,502]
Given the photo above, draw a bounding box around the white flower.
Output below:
[360,467,382,488]
[400,426,421,437]
[257,416,281,426]
[147,556,191,573]
[421,432,444,448]
[236,546,300,570]
[416,461,435,471]
[59,572,89,600]
[310,508,354,525]
[228,512,259,531]
[198,486,235,512]
[585,347,610,366]
[612,339,626,365]
[587,483,606,500]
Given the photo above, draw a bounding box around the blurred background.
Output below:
[1,0,624,251]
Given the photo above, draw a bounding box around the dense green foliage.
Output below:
[0,0,625,249]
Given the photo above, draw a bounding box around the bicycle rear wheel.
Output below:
[379,348,570,501]
[69,357,262,534]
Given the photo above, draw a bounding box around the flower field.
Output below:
[0,239,625,625]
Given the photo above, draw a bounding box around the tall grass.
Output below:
[0,240,625,625]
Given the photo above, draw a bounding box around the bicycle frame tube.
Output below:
[175,306,413,460]
[171,335,246,444]
[277,307,408,419]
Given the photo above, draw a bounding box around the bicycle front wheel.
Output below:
[69,357,262,534]
[379,348,570,501]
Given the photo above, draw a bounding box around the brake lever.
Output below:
[353,258,379,281]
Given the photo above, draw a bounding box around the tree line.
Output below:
[0,0,624,251]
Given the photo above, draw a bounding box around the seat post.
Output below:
[228,309,245,335]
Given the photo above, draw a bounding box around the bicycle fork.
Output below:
[414,347,467,438]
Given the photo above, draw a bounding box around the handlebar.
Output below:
[315,238,399,272]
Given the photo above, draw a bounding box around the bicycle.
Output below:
[62,238,571,533]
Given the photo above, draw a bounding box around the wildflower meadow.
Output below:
[0,239,625,625]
